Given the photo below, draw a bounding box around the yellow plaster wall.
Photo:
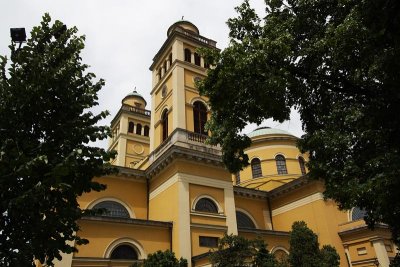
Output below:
[155,75,173,110]
[190,214,226,226]
[189,184,225,212]
[238,231,289,252]
[191,228,225,257]
[76,220,170,258]
[122,97,147,109]
[126,139,150,158]
[234,196,269,230]
[175,160,231,182]
[78,176,148,220]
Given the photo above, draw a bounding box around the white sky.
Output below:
[0,0,304,148]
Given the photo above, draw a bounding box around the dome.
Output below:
[122,88,147,107]
[247,126,295,138]
[167,20,199,37]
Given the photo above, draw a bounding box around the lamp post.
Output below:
[10,28,26,49]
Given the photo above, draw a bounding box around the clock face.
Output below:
[193,76,202,83]
[133,144,144,155]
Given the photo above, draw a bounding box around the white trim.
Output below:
[225,188,238,235]
[160,106,169,119]
[189,97,210,110]
[271,246,289,255]
[150,173,232,200]
[245,145,297,153]
[86,197,135,218]
[178,178,191,262]
[274,153,286,159]
[235,208,259,229]
[104,237,146,259]
[192,195,223,214]
[272,193,324,216]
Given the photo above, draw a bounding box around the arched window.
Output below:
[235,171,240,185]
[93,201,130,218]
[184,48,191,62]
[161,109,168,141]
[136,123,142,135]
[298,156,306,175]
[193,101,207,135]
[110,245,138,260]
[236,211,256,229]
[128,122,134,133]
[351,207,367,221]
[195,198,218,213]
[251,158,262,178]
[275,155,288,174]
[194,53,201,66]
[144,125,150,137]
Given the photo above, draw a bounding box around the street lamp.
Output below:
[10,28,26,49]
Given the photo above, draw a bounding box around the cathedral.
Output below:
[55,21,395,267]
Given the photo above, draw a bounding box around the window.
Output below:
[193,101,207,135]
[194,53,201,66]
[93,201,130,218]
[161,84,167,98]
[184,48,191,62]
[144,125,150,137]
[195,198,218,213]
[275,155,288,174]
[128,122,134,133]
[351,207,367,221]
[298,156,306,175]
[251,158,262,178]
[161,109,168,141]
[204,61,210,68]
[163,61,167,72]
[136,123,142,135]
[235,171,240,185]
[236,211,256,229]
[168,53,172,66]
[110,245,138,260]
[199,236,218,248]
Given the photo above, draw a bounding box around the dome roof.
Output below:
[123,88,147,106]
[167,20,199,37]
[247,127,295,138]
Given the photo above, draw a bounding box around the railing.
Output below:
[174,27,217,47]
[121,104,151,116]
[187,131,208,143]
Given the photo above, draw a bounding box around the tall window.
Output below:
[251,158,262,178]
[136,123,142,135]
[236,211,256,229]
[276,155,288,174]
[195,198,218,213]
[144,125,150,137]
[298,156,306,175]
[128,122,134,133]
[193,101,207,135]
[184,48,191,62]
[110,245,138,260]
[235,171,240,185]
[161,109,168,141]
[93,201,130,218]
[194,53,201,66]
[168,53,172,66]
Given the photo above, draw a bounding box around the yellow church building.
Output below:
[55,21,396,267]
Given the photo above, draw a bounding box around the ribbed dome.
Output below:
[123,89,147,106]
[247,127,294,138]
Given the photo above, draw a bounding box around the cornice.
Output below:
[233,186,269,199]
[81,215,172,228]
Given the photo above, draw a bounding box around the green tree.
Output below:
[0,14,115,266]
[209,234,278,267]
[289,221,339,267]
[198,0,400,250]
[135,250,187,267]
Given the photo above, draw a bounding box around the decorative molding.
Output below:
[191,223,228,231]
[272,192,324,216]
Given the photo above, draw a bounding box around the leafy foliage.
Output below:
[198,0,400,248]
[0,14,115,266]
[289,221,339,267]
[209,234,278,267]
[132,250,187,267]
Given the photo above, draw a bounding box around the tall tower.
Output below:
[108,89,151,168]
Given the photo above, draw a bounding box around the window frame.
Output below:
[251,158,262,178]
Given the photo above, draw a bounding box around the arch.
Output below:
[136,123,142,135]
[271,246,289,263]
[350,207,366,221]
[193,101,208,135]
[128,121,134,133]
[192,195,222,214]
[271,246,290,255]
[104,238,146,260]
[87,197,135,218]
[190,97,209,109]
[161,109,169,141]
[251,158,262,178]
[298,156,306,175]
[184,48,191,62]
[143,125,150,137]
[235,209,257,229]
[275,154,288,174]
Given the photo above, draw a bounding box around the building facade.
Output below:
[55,21,395,267]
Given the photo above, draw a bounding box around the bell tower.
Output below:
[148,21,217,153]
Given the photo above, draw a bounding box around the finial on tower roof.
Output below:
[181,16,184,20]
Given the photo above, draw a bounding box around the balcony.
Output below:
[121,104,151,117]
[149,128,221,164]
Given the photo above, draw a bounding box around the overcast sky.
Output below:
[0,0,304,148]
